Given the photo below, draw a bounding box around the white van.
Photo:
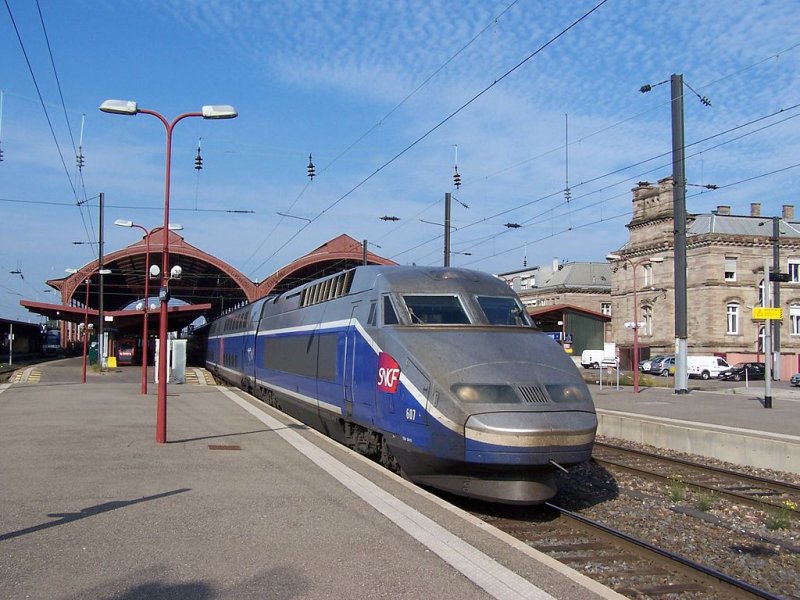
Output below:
[687,355,730,380]
[580,349,605,369]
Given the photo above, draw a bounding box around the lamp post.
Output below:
[114,220,183,395]
[66,268,111,383]
[607,254,664,393]
[101,99,237,443]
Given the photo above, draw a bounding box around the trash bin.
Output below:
[88,343,98,365]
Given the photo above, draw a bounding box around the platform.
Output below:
[592,382,800,474]
[0,358,621,600]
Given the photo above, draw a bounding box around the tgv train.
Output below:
[205,265,597,504]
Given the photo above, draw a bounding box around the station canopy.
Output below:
[21,232,395,335]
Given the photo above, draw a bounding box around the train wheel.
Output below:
[379,439,401,473]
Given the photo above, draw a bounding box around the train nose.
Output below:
[464,411,597,465]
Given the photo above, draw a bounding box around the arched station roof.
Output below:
[22,232,395,335]
[256,234,395,297]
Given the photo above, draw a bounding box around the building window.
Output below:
[601,302,611,316]
[726,303,739,335]
[791,304,800,335]
[789,259,800,283]
[642,263,653,287]
[758,279,765,307]
[642,304,653,336]
[724,257,737,281]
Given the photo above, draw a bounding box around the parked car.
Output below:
[649,355,675,376]
[640,354,666,372]
[717,362,765,381]
[791,373,800,387]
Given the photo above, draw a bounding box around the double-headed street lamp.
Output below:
[114,219,183,396]
[100,99,237,443]
[606,254,664,393]
[66,268,112,384]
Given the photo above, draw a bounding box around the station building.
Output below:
[608,177,800,377]
[497,261,612,360]
[20,233,394,364]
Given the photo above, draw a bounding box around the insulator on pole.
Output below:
[453,165,461,189]
[194,142,203,170]
[307,153,315,180]
[76,150,85,170]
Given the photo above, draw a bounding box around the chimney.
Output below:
[783,204,795,221]
[714,205,731,215]
[552,257,559,272]
[750,202,761,217]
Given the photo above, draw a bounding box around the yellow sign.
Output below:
[752,307,783,320]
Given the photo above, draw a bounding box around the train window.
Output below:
[367,302,377,326]
[476,296,530,326]
[402,295,470,325]
[383,296,399,325]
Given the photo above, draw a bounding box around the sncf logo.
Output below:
[377,352,401,393]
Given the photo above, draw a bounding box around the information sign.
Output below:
[752,307,783,320]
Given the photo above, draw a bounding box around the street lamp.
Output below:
[101,99,237,443]
[606,254,664,393]
[66,268,111,383]
[114,219,183,395]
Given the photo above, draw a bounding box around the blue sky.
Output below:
[2,0,799,321]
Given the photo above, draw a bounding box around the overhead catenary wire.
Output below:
[458,162,800,269]
[247,0,610,279]
[4,0,95,247]
[242,0,523,275]
[322,0,522,175]
[391,102,800,264]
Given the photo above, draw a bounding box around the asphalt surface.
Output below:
[0,358,620,600]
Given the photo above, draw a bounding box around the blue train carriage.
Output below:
[207,265,597,504]
[42,327,61,357]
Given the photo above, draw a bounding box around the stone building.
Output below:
[498,260,612,357]
[608,177,800,378]
[499,259,612,314]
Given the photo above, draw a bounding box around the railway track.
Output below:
[461,438,799,599]
[474,501,781,599]
[593,441,800,516]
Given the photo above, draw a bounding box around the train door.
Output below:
[343,316,355,418]
[344,301,374,424]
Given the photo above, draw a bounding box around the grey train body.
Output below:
[206,265,597,504]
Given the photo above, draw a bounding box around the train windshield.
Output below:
[476,296,530,326]
[402,295,471,325]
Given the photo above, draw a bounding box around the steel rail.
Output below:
[546,502,783,599]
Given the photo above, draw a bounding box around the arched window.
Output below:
[791,303,800,335]
[726,302,739,335]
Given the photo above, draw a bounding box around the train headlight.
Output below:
[544,384,591,404]
[451,384,520,404]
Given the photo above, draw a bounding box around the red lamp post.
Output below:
[607,254,664,393]
[114,221,184,395]
[67,268,111,384]
[100,100,237,443]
